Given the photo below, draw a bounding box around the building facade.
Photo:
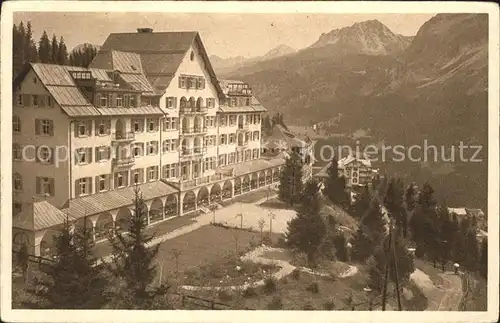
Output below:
[12,29,284,256]
[314,154,377,190]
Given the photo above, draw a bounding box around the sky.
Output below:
[14,12,435,58]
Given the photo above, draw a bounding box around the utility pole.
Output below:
[391,220,402,311]
[381,221,392,311]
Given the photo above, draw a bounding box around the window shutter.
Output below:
[206,98,210,108]
[75,180,80,197]
[49,120,54,136]
[88,177,93,194]
[95,147,99,162]
[49,178,55,196]
[35,119,41,135]
[201,79,205,89]
[95,176,99,192]
[88,147,93,163]
[173,97,177,109]
[106,147,111,160]
[106,120,111,135]
[49,148,55,164]
[178,77,182,88]
[36,177,41,194]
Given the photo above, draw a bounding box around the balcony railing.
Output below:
[113,156,135,168]
[180,147,207,159]
[237,124,250,131]
[181,126,208,135]
[236,142,249,150]
[227,88,252,96]
[179,106,208,114]
[112,131,135,142]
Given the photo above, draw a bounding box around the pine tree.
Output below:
[50,34,59,64]
[323,158,349,207]
[278,151,303,205]
[368,231,414,292]
[352,201,387,262]
[384,178,406,237]
[25,21,38,63]
[24,218,109,309]
[107,186,168,309]
[464,225,479,271]
[68,44,98,67]
[13,23,24,77]
[57,36,68,65]
[334,234,348,262]
[409,182,438,257]
[435,206,453,266]
[38,30,51,63]
[285,180,326,267]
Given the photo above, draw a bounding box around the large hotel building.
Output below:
[12,29,297,256]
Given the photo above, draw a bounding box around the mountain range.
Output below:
[210,44,295,75]
[223,14,488,210]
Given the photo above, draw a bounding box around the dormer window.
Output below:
[98,94,107,107]
[116,95,123,107]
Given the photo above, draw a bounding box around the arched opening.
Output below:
[196,97,203,111]
[234,177,242,196]
[13,232,29,252]
[238,133,244,146]
[165,195,178,218]
[150,198,164,224]
[210,183,222,203]
[115,119,125,138]
[259,171,266,187]
[40,228,61,258]
[183,191,196,213]
[242,175,251,193]
[181,117,190,131]
[181,139,189,155]
[75,217,94,239]
[266,169,272,185]
[194,116,203,131]
[273,168,280,182]
[222,180,232,199]
[115,207,132,234]
[197,186,209,207]
[238,115,244,128]
[180,97,187,109]
[95,212,113,241]
[189,97,196,110]
[194,137,202,154]
[251,173,258,190]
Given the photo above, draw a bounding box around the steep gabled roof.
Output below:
[13,200,75,232]
[94,31,223,96]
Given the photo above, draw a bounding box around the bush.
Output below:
[323,299,335,310]
[218,289,232,302]
[242,286,258,298]
[306,282,320,294]
[276,235,287,248]
[262,235,273,246]
[302,302,315,310]
[291,268,301,280]
[267,296,283,310]
[263,277,278,294]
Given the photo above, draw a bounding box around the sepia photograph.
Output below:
[0,1,498,323]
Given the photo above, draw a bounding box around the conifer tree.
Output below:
[107,186,168,309]
[278,151,303,205]
[50,34,59,64]
[57,36,68,65]
[384,178,406,237]
[323,157,349,207]
[409,182,438,257]
[24,218,109,309]
[353,185,371,219]
[25,21,38,63]
[38,30,51,63]
[352,201,387,262]
[285,180,326,267]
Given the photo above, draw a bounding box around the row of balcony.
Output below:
[181,126,208,135]
[179,106,208,114]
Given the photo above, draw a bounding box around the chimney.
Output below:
[137,28,153,33]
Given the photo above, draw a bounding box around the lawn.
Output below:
[92,211,202,259]
[155,225,281,285]
[219,187,276,207]
[259,197,293,210]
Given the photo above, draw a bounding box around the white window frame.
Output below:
[99,175,107,192]
[133,120,142,133]
[41,177,52,195]
[116,95,123,107]
[78,122,87,137]
[32,95,39,107]
[148,119,156,132]
[117,173,125,188]
[148,167,156,182]
[78,178,88,196]
[98,121,106,136]
[41,120,52,135]
[78,148,87,164]
[13,116,21,133]
[133,170,141,185]
[13,144,22,160]
[13,174,22,192]
[40,147,51,163]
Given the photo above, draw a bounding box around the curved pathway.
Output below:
[181,246,359,291]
